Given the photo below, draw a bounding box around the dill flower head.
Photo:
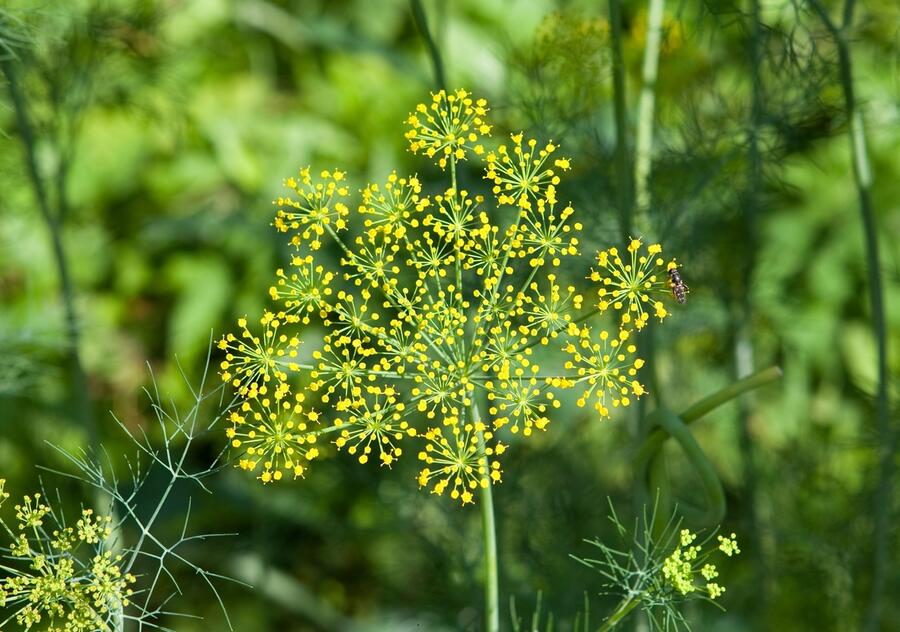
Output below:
[577,510,741,627]
[218,91,597,505]
[218,91,687,504]
[0,491,136,631]
[591,238,676,330]
[405,89,491,169]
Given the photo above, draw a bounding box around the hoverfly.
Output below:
[668,263,688,304]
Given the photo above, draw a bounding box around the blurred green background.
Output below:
[1,0,898,630]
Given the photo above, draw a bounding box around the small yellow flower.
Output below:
[228,391,321,483]
[717,532,741,556]
[564,325,646,418]
[405,89,491,169]
[591,238,676,330]
[217,311,300,399]
[15,494,50,529]
[274,167,350,250]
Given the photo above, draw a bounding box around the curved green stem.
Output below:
[637,409,726,527]
[680,366,782,423]
[472,402,499,632]
[637,366,781,462]
[634,367,781,531]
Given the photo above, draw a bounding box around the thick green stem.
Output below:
[472,402,499,632]
[734,0,769,618]
[607,0,633,240]
[633,0,664,231]
[409,0,445,90]
[807,2,892,629]
[0,58,97,448]
[596,594,640,632]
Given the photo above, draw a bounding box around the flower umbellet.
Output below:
[217,90,685,504]
[661,529,741,599]
[485,133,571,210]
[591,238,676,331]
[0,484,136,631]
[405,89,491,169]
[563,325,646,418]
[274,167,350,250]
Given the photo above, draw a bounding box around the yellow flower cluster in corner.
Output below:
[661,529,740,600]
[0,481,135,631]
[216,89,684,504]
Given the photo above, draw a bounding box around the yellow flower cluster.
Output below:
[485,133,570,209]
[274,167,349,250]
[405,89,490,169]
[563,326,645,417]
[0,485,136,631]
[661,529,739,600]
[591,238,676,331]
[217,90,685,503]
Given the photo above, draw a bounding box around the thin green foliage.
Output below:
[0,342,245,631]
[572,501,737,632]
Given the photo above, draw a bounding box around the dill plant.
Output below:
[217,89,683,631]
[0,350,241,631]
[573,504,741,632]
